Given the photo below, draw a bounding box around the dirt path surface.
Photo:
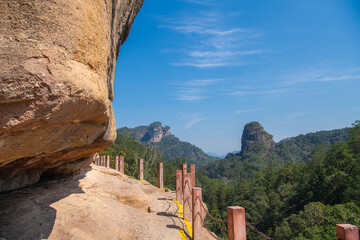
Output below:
[0,165,218,240]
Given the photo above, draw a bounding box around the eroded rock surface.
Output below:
[0,0,144,192]
[241,121,275,154]
[142,121,171,143]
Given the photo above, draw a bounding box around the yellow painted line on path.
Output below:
[184,218,193,238]
[178,229,188,240]
[140,179,150,185]
[173,200,192,240]
[174,200,183,218]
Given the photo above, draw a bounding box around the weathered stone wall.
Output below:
[0,0,144,192]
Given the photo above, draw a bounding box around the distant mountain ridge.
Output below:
[274,127,350,164]
[206,150,241,159]
[205,152,226,159]
[117,122,219,165]
[201,121,351,180]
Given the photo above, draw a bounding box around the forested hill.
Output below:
[200,121,350,180]
[117,122,219,165]
[101,120,358,239]
[197,121,360,239]
[275,127,350,164]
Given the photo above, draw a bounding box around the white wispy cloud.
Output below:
[159,10,266,68]
[178,0,217,6]
[180,114,209,129]
[282,112,309,122]
[172,61,245,68]
[227,88,287,96]
[188,50,265,58]
[182,78,224,86]
[317,74,360,82]
[173,26,246,36]
[184,117,208,129]
[175,87,207,101]
[278,70,325,87]
[171,49,265,68]
[279,68,360,86]
[234,108,266,115]
[171,78,223,101]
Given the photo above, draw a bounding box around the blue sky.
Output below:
[113,0,360,155]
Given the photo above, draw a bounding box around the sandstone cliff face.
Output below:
[0,0,144,192]
[131,122,171,143]
[241,122,275,154]
[146,122,171,143]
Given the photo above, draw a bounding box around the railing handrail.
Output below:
[94,155,358,240]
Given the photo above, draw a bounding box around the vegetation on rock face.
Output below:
[240,121,275,154]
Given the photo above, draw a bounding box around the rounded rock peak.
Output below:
[241,121,275,154]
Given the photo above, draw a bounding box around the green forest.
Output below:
[101,121,360,239]
[197,121,360,239]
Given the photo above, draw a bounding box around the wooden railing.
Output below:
[337,224,360,240]
[93,155,360,240]
[176,163,248,240]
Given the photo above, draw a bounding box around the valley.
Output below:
[100,120,359,239]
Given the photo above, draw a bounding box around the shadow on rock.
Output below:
[166,224,191,239]
[157,212,178,218]
[157,197,172,200]
[0,167,90,240]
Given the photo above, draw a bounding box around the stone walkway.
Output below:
[0,165,217,240]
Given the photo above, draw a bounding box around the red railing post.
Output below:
[190,164,195,188]
[95,154,99,165]
[157,162,163,188]
[115,156,119,171]
[101,155,105,166]
[227,206,246,240]
[176,170,182,202]
[183,173,192,221]
[180,163,187,174]
[106,155,110,168]
[138,158,143,180]
[192,187,202,240]
[336,224,359,240]
[180,163,187,193]
[119,155,124,174]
